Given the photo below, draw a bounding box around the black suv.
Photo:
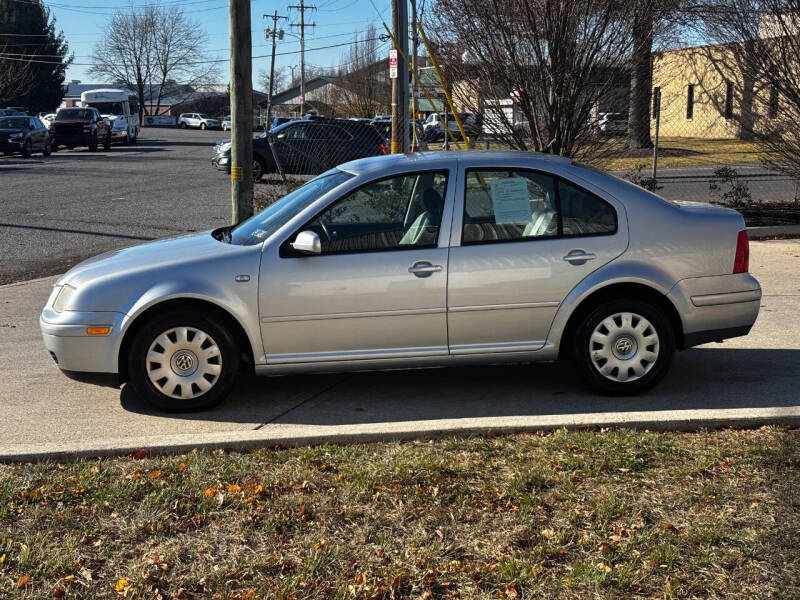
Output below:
[212,118,388,180]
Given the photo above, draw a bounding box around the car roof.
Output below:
[338,150,572,176]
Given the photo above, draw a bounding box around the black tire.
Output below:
[252,155,265,181]
[127,309,240,412]
[572,298,675,395]
[200,122,207,130]
[103,133,111,150]
[43,139,51,156]
[21,139,32,158]
[88,134,98,152]
[180,122,187,129]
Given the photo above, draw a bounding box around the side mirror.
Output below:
[290,230,321,255]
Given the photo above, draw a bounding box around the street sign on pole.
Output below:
[389,49,398,79]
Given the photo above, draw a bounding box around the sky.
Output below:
[49,0,394,90]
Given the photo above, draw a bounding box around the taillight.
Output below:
[733,229,749,273]
[378,142,388,155]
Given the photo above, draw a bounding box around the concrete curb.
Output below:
[2,407,799,463]
[747,225,800,239]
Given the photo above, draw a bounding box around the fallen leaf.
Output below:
[505,582,518,598]
[115,578,130,592]
[227,484,241,494]
[204,486,218,497]
[148,470,163,479]
[178,462,186,471]
[53,587,65,598]
[540,528,555,539]
[16,575,31,588]
[663,523,678,532]
[132,449,148,460]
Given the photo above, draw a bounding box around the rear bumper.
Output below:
[668,273,761,349]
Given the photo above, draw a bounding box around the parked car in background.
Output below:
[270,117,293,130]
[81,88,140,145]
[0,115,51,157]
[423,112,479,141]
[212,118,388,180]
[0,108,27,117]
[38,113,56,128]
[369,117,428,152]
[42,151,761,410]
[177,113,220,130]
[49,107,111,151]
[597,112,628,134]
[221,116,231,131]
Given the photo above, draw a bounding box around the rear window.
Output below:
[56,108,93,120]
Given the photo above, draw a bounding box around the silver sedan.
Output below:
[40,151,761,410]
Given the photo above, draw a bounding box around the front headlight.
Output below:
[9,132,23,140]
[52,284,77,313]
[219,142,231,153]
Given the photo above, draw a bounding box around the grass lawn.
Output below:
[469,137,766,172]
[598,137,766,172]
[1,428,798,599]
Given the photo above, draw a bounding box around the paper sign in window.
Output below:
[490,177,532,224]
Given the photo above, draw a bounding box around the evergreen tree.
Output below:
[0,0,71,112]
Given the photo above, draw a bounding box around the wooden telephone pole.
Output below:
[264,10,287,127]
[288,0,315,117]
[229,0,253,223]
[390,0,409,153]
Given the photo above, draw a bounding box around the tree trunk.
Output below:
[628,8,654,149]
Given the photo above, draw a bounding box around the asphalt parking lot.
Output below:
[0,240,798,461]
[0,127,231,285]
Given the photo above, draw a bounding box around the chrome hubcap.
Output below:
[589,312,659,383]
[146,326,222,400]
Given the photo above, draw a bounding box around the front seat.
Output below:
[399,188,443,246]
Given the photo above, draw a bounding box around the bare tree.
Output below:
[258,65,287,95]
[149,6,220,114]
[332,25,391,117]
[695,1,800,178]
[0,47,35,104]
[428,0,640,158]
[90,5,218,117]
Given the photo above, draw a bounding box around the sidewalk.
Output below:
[1,240,798,461]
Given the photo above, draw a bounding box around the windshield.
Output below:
[57,109,93,120]
[87,101,124,114]
[230,169,353,245]
[198,114,211,119]
[0,117,27,129]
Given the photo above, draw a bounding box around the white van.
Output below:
[80,89,140,145]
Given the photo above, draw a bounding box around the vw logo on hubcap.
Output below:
[171,350,198,375]
[612,335,637,359]
[615,338,633,354]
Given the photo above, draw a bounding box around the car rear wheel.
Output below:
[127,310,240,411]
[252,156,264,181]
[573,299,675,395]
[43,139,51,156]
[103,133,111,150]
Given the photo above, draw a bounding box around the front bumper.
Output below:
[0,139,23,153]
[212,154,231,172]
[52,134,91,147]
[111,129,128,140]
[40,306,127,385]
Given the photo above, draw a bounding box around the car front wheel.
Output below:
[200,122,207,130]
[252,156,264,181]
[573,299,675,395]
[127,310,240,411]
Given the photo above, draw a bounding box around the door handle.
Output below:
[408,261,442,277]
[563,250,597,264]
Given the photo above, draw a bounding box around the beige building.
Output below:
[652,40,782,140]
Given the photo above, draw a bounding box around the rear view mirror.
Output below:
[290,230,321,255]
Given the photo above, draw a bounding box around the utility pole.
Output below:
[390,0,409,153]
[264,10,287,127]
[288,0,315,117]
[229,0,253,223]
[410,0,418,148]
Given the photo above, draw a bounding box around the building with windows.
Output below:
[651,22,788,140]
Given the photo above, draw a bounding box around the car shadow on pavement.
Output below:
[119,347,800,425]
